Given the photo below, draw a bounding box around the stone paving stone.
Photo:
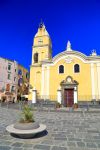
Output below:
[11,142,23,147]
[67,141,76,147]
[0,146,11,150]
[87,130,100,133]
[83,138,100,143]
[0,140,12,145]
[77,142,85,147]
[51,133,66,138]
[54,137,67,141]
[11,148,23,150]
[33,144,51,150]
[86,142,97,148]
[1,135,13,140]
[68,148,98,150]
[68,138,82,142]
[93,136,100,139]
[24,149,33,150]
[51,146,67,150]
[23,143,33,148]
[53,140,66,146]
[23,149,33,150]
[41,140,54,145]
[97,143,100,148]
[65,134,74,138]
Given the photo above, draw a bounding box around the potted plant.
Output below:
[13,104,40,132]
[6,104,46,138]
[73,103,78,109]
[19,104,34,123]
[55,102,62,108]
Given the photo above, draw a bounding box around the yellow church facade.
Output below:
[29,23,100,107]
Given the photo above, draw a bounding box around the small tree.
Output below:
[20,105,34,123]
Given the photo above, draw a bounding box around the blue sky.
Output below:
[0,0,100,70]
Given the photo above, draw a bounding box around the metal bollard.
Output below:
[0,100,1,107]
[82,108,85,117]
[7,101,9,109]
[19,101,22,110]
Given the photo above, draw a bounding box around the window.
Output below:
[8,73,11,80]
[8,64,11,70]
[34,53,38,63]
[18,69,22,75]
[15,69,16,72]
[11,86,15,92]
[14,77,16,82]
[59,65,64,73]
[18,78,23,86]
[6,84,10,91]
[74,64,80,73]
[38,39,43,44]
[26,72,29,79]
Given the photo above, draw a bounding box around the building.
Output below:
[0,57,29,102]
[17,64,29,100]
[29,23,100,107]
[0,57,18,102]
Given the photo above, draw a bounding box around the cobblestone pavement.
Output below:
[0,108,100,150]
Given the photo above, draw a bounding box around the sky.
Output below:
[0,0,100,70]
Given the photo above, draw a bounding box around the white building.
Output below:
[0,57,18,102]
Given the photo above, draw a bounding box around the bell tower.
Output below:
[32,22,52,65]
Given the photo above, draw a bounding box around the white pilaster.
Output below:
[47,66,50,98]
[41,66,45,96]
[42,66,50,100]
[74,90,77,103]
[91,63,95,99]
[14,95,17,102]
[57,90,62,104]
[32,88,37,104]
[97,63,100,99]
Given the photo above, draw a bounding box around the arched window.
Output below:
[74,64,80,73]
[59,65,64,73]
[34,53,38,63]
[26,72,29,79]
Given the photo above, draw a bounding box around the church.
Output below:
[28,22,100,107]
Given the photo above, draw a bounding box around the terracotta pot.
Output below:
[73,103,78,109]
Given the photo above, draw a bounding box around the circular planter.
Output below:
[14,122,40,130]
[6,122,46,138]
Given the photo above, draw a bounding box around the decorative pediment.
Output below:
[65,56,74,63]
[60,76,78,86]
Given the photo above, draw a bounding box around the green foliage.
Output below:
[55,102,62,108]
[73,103,78,109]
[20,105,34,123]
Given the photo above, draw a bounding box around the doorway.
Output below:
[64,89,74,107]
